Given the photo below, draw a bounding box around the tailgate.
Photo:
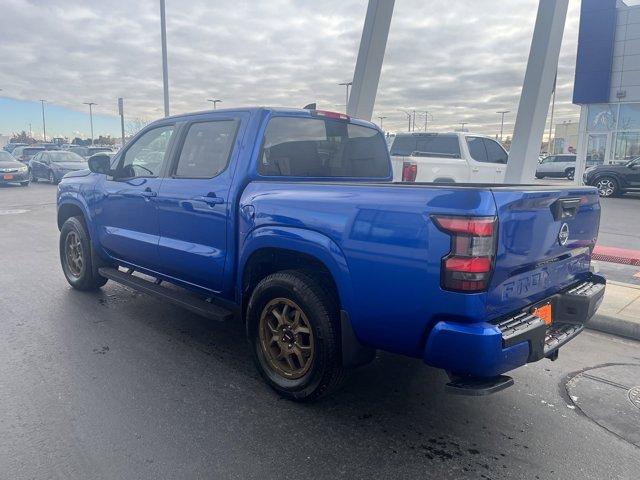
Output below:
[486,187,600,319]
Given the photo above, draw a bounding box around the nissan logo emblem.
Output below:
[558,223,570,246]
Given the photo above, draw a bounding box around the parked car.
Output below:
[584,156,640,197]
[69,145,113,159]
[33,143,61,151]
[0,150,30,186]
[390,132,508,183]
[57,107,605,401]
[12,145,45,164]
[30,150,87,184]
[3,142,28,153]
[535,154,579,180]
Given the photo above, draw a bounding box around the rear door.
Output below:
[483,138,509,182]
[465,136,496,183]
[156,116,243,292]
[486,187,600,319]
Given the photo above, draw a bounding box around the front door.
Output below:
[157,118,242,293]
[94,124,176,271]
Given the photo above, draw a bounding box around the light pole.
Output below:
[160,0,170,117]
[496,110,510,142]
[40,100,47,142]
[339,81,352,113]
[207,99,222,110]
[118,98,126,147]
[459,122,468,132]
[83,102,96,145]
[377,115,387,130]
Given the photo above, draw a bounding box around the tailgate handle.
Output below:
[551,197,581,221]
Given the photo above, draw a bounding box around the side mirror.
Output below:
[88,154,112,175]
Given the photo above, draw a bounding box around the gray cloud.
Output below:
[0,0,581,136]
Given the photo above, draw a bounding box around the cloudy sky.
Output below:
[0,0,584,140]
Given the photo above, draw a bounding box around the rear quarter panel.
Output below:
[239,182,498,357]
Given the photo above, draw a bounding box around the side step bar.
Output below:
[98,267,234,322]
[445,374,514,396]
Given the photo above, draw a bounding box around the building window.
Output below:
[587,104,618,132]
[618,103,640,130]
[614,132,640,162]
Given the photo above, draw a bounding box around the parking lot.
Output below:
[0,182,638,479]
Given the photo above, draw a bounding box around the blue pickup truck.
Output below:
[57,107,606,401]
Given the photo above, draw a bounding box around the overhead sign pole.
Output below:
[505,0,569,183]
[347,0,395,121]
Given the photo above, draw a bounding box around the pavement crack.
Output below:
[581,372,630,390]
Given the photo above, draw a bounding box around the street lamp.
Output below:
[160,0,170,117]
[496,110,510,142]
[339,81,353,113]
[83,102,97,145]
[207,99,222,109]
[40,100,47,142]
[377,115,387,130]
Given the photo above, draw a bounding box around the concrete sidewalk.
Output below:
[587,280,640,341]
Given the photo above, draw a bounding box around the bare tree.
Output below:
[125,117,150,137]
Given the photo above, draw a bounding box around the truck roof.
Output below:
[155,107,380,130]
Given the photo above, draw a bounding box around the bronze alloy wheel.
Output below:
[65,231,84,277]
[259,298,315,380]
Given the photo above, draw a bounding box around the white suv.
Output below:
[535,154,577,180]
[390,132,508,184]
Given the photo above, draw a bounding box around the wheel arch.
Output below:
[57,196,92,233]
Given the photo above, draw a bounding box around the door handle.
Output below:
[140,188,157,198]
[192,194,224,206]
[472,167,480,173]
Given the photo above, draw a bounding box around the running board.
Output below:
[445,374,514,396]
[98,267,233,322]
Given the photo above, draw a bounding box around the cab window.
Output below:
[116,125,174,179]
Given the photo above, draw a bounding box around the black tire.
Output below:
[246,270,344,401]
[535,174,543,179]
[30,170,37,183]
[20,181,29,187]
[59,216,108,290]
[48,170,58,184]
[594,176,619,197]
[565,168,575,180]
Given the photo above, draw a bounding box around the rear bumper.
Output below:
[0,172,29,183]
[423,274,606,377]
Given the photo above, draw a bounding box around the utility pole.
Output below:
[547,74,557,154]
[400,111,412,132]
[339,82,353,114]
[28,123,32,138]
[422,111,433,132]
[459,122,468,132]
[377,115,387,130]
[207,99,222,109]
[118,98,126,147]
[40,100,47,142]
[83,102,96,145]
[497,110,510,142]
[412,110,416,132]
[160,0,170,117]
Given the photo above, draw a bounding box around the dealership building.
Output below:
[574,0,640,168]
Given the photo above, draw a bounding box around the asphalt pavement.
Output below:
[0,183,639,480]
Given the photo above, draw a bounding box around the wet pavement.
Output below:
[0,183,639,479]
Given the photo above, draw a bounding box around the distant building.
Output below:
[573,0,640,168]
[553,121,579,155]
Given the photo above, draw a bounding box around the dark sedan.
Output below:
[0,151,30,186]
[584,157,640,197]
[29,151,88,184]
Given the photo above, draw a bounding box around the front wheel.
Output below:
[59,216,108,290]
[595,176,619,197]
[48,170,58,184]
[247,270,344,401]
[30,170,37,183]
[20,181,29,187]
[566,168,575,180]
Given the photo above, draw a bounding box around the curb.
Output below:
[586,314,640,342]
[593,245,640,266]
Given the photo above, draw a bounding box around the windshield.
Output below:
[0,151,17,162]
[390,134,461,158]
[259,116,389,178]
[49,151,85,163]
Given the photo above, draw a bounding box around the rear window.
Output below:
[390,135,460,158]
[24,148,45,155]
[259,117,389,178]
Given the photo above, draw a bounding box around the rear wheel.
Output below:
[565,168,575,180]
[595,176,619,197]
[30,170,37,182]
[247,270,344,401]
[535,173,544,179]
[59,216,108,290]
[20,181,29,187]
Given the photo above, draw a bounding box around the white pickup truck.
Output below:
[390,132,509,183]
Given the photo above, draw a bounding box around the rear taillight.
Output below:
[433,215,497,292]
[402,162,417,182]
